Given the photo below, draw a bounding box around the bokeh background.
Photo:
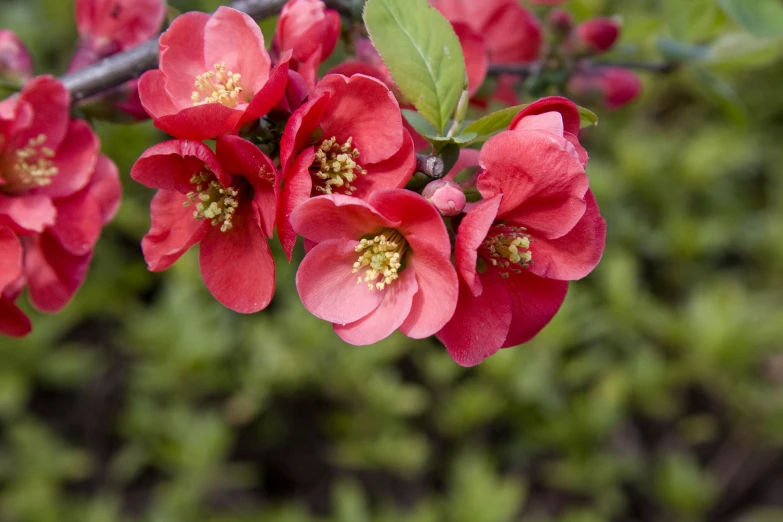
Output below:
[3,0,783,520]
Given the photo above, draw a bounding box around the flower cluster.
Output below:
[124,4,605,366]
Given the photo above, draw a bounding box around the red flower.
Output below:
[0,30,33,81]
[131,135,278,313]
[138,7,289,140]
[575,17,621,54]
[438,98,606,366]
[0,221,29,337]
[277,73,416,258]
[431,0,541,64]
[568,66,642,110]
[274,0,341,90]
[291,189,458,345]
[75,0,165,52]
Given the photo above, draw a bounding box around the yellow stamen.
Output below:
[312,136,367,195]
[4,133,58,189]
[352,229,408,291]
[183,170,240,232]
[191,63,244,108]
[481,225,532,278]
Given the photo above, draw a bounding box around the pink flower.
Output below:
[0,30,33,81]
[431,0,542,63]
[438,98,606,366]
[575,17,621,53]
[277,73,416,258]
[568,66,642,109]
[75,0,165,52]
[274,0,341,90]
[131,135,278,313]
[291,189,458,345]
[138,7,289,140]
[0,221,29,337]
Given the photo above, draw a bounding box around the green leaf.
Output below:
[461,104,529,138]
[704,33,783,71]
[364,0,466,135]
[578,107,599,128]
[402,109,438,139]
[718,0,783,38]
[663,0,719,42]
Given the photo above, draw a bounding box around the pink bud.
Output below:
[0,30,33,80]
[546,8,573,36]
[576,17,621,53]
[568,66,642,110]
[423,180,466,217]
[275,0,341,64]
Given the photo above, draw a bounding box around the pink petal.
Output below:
[36,119,99,199]
[512,111,564,137]
[0,194,56,234]
[138,69,179,120]
[454,195,501,296]
[280,93,330,173]
[17,76,70,150]
[527,189,606,281]
[501,270,568,348]
[25,232,92,313]
[0,222,22,292]
[334,267,418,345]
[295,239,385,324]
[199,201,275,313]
[131,139,226,193]
[437,275,512,367]
[509,96,582,137]
[142,189,207,272]
[482,1,541,62]
[158,11,209,105]
[351,131,416,200]
[452,22,488,97]
[277,147,315,259]
[444,148,480,181]
[204,7,270,95]
[399,243,459,339]
[478,130,588,239]
[0,296,31,338]
[48,187,103,256]
[236,59,290,129]
[367,189,449,256]
[90,155,122,224]
[314,74,404,164]
[290,193,398,244]
[153,104,243,141]
[216,134,277,237]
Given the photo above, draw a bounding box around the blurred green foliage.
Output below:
[3,0,783,521]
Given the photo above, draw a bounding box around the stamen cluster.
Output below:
[191,63,244,108]
[481,224,532,278]
[9,134,58,189]
[352,229,407,291]
[313,136,367,195]
[185,171,240,232]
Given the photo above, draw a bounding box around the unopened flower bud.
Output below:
[0,30,33,81]
[568,66,642,110]
[423,180,466,217]
[546,9,574,37]
[576,17,621,53]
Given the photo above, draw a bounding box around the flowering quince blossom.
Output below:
[438,97,606,366]
[139,7,290,140]
[131,135,278,313]
[575,17,621,54]
[569,66,642,110]
[0,30,34,81]
[291,189,458,345]
[273,0,341,91]
[0,77,121,337]
[277,73,416,258]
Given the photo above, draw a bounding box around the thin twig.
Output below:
[487,60,677,76]
[416,154,444,179]
[60,0,352,102]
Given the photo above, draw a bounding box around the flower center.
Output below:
[184,170,240,232]
[312,136,367,195]
[479,224,532,278]
[0,134,58,192]
[352,229,408,291]
[191,63,244,108]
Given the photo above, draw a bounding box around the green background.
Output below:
[3,0,783,520]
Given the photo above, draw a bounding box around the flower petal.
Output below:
[141,189,207,272]
[152,103,242,141]
[17,76,70,150]
[0,194,56,235]
[455,195,501,296]
[158,11,209,105]
[295,238,385,324]
[277,147,315,259]
[509,96,581,137]
[25,232,92,313]
[290,193,398,244]
[131,139,225,193]
[437,275,512,366]
[367,189,449,256]
[36,119,99,199]
[0,296,31,338]
[334,267,418,345]
[527,189,606,281]
[236,59,290,129]
[199,201,275,313]
[351,130,416,200]
[0,222,22,292]
[501,269,568,348]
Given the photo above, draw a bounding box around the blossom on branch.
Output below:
[277,73,416,258]
[138,7,289,140]
[0,30,34,81]
[291,189,458,345]
[131,135,278,313]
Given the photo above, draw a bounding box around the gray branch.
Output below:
[416,154,444,179]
